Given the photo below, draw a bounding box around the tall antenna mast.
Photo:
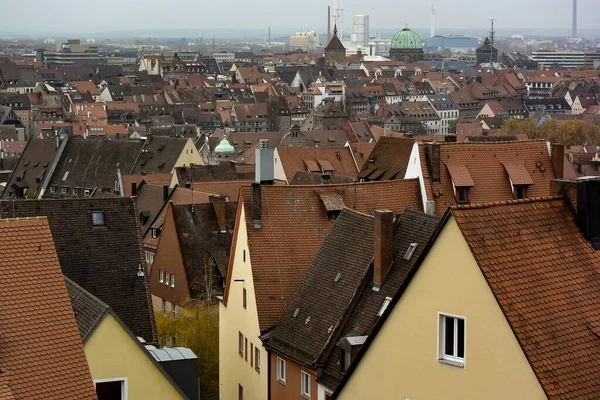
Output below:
[431,3,435,38]
[489,19,496,69]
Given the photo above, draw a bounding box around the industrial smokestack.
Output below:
[328,6,331,43]
[572,0,577,38]
[431,3,435,38]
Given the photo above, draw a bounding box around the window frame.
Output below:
[255,347,260,373]
[162,299,167,314]
[301,370,311,398]
[170,274,175,288]
[245,338,248,361]
[456,187,469,204]
[243,288,247,309]
[276,356,286,384]
[239,332,244,357]
[437,312,466,368]
[91,210,105,227]
[159,269,164,283]
[515,185,527,200]
[94,377,128,400]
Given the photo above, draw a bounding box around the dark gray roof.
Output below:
[65,275,110,342]
[0,197,158,343]
[45,138,143,198]
[130,136,188,175]
[358,136,415,181]
[174,163,255,185]
[289,171,357,185]
[173,202,236,300]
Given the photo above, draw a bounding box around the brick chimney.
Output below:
[373,210,394,289]
[425,142,441,184]
[131,182,137,196]
[251,183,262,229]
[163,184,169,202]
[211,195,227,233]
[551,143,565,179]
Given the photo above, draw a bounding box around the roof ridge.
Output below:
[0,216,47,224]
[420,139,545,146]
[451,195,563,210]
[340,206,375,219]
[252,178,420,190]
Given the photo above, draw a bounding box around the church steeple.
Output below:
[333,23,338,37]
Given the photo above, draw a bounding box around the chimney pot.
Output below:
[373,210,394,289]
[131,181,137,196]
[163,184,169,202]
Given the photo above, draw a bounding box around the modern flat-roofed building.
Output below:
[530,51,600,69]
[44,39,101,65]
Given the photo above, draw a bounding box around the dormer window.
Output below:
[515,185,527,200]
[152,228,159,238]
[457,187,469,204]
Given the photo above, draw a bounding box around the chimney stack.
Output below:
[251,183,262,229]
[373,210,394,289]
[211,195,227,233]
[163,184,169,202]
[328,6,332,43]
[131,182,137,196]
[255,139,274,184]
[551,143,564,179]
[426,142,441,184]
[572,0,577,38]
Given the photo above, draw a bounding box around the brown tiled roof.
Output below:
[444,162,475,187]
[231,179,423,332]
[452,197,600,399]
[0,218,97,400]
[276,146,359,183]
[123,173,172,196]
[499,159,534,186]
[419,141,555,216]
[130,136,189,175]
[358,137,415,181]
[0,198,157,343]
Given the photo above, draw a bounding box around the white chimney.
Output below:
[255,139,274,184]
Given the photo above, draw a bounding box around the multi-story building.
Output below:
[530,51,599,69]
[213,52,236,63]
[427,95,459,134]
[43,39,101,66]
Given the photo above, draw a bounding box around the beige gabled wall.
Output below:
[172,139,205,171]
[336,216,547,400]
[85,313,184,400]
[219,206,268,400]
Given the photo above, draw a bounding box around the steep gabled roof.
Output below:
[0,218,97,400]
[276,146,359,183]
[452,198,600,399]
[131,136,189,175]
[358,136,415,181]
[231,179,423,332]
[65,275,110,342]
[0,198,157,343]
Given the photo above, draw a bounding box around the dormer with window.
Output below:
[500,160,534,201]
[445,162,474,205]
[339,336,368,374]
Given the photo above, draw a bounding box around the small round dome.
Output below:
[215,138,235,156]
[391,25,423,49]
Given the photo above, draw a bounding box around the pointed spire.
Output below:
[333,23,338,37]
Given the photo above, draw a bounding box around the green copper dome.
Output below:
[215,137,235,156]
[391,26,423,49]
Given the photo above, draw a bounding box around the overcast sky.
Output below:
[1,0,597,36]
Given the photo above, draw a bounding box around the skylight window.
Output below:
[377,296,392,317]
[404,243,418,260]
[91,210,105,227]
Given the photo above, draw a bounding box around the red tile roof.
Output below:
[230,180,423,331]
[0,218,97,400]
[276,146,359,183]
[452,197,600,399]
[419,141,555,215]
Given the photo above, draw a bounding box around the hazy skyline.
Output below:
[1,0,597,37]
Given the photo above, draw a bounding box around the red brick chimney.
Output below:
[374,210,394,289]
[551,143,565,179]
[211,195,227,233]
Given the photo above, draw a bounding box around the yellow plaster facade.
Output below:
[85,313,185,400]
[219,207,269,400]
[336,216,547,400]
[172,138,204,172]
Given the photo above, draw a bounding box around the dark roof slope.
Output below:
[131,136,188,175]
[0,138,61,199]
[0,218,97,400]
[65,275,110,342]
[453,197,600,399]
[173,201,236,300]
[358,136,415,181]
[0,197,157,343]
[45,138,143,198]
[175,163,255,185]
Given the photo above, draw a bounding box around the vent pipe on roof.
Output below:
[373,210,394,290]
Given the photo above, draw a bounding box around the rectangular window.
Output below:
[172,303,176,317]
[245,338,248,361]
[243,249,246,262]
[516,186,527,200]
[457,188,469,204]
[439,313,466,366]
[239,332,244,357]
[403,242,418,260]
[95,379,125,400]
[159,269,164,283]
[150,253,154,263]
[165,272,170,285]
[170,274,175,288]
[145,251,149,263]
[255,347,260,373]
[301,371,311,398]
[277,357,286,384]
[250,343,254,367]
[91,210,105,226]
[162,299,167,313]
[243,288,247,309]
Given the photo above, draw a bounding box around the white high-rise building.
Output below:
[352,15,370,47]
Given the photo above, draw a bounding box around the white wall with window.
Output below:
[94,377,127,400]
[438,313,466,367]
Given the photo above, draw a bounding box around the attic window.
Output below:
[457,188,469,204]
[91,210,105,227]
[404,243,418,260]
[377,296,392,317]
[516,185,527,200]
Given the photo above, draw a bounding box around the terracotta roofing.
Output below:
[0,138,61,199]
[276,146,359,183]
[65,275,110,342]
[452,197,600,399]
[0,198,158,344]
[45,138,144,199]
[289,172,357,185]
[130,136,189,175]
[0,218,97,400]
[173,202,237,299]
[444,162,475,187]
[419,141,555,216]
[500,159,534,186]
[358,137,415,181]
[232,179,423,332]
